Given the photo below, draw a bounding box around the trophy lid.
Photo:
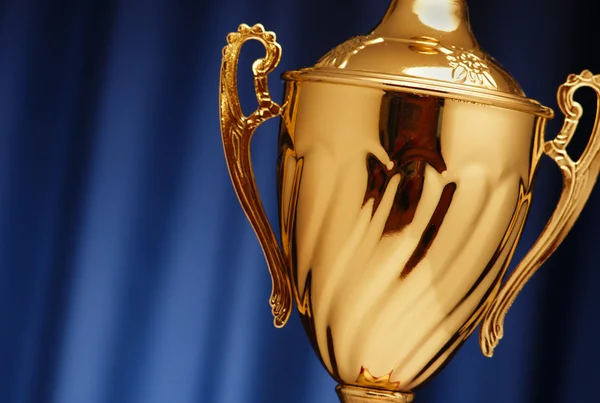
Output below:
[283,0,553,117]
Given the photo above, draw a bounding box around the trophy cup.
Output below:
[219,0,600,401]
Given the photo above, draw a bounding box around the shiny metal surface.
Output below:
[284,0,552,117]
[277,80,541,391]
[480,70,600,356]
[337,384,414,403]
[218,0,600,400]
[219,23,292,328]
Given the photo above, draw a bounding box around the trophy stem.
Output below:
[336,384,415,403]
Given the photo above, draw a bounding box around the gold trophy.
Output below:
[219,0,600,401]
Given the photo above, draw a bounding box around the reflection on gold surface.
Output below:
[443,46,497,89]
[219,23,293,328]
[480,70,600,357]
[316,36,368,69]
[337,384,415,403]
[407,36,441,55]
[277,80,539,391]
[413,0,461,32]
[403,66,453,83]
[357,367,401,390]
[404,44,497,89]
[220,0,600,400]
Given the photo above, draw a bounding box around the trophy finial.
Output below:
[374,0,477,49]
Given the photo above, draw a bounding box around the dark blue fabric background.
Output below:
[1,1,599,402]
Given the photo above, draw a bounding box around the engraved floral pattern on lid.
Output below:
[441,45,498,90]
[315,36,368,69]
[314,35,499,91]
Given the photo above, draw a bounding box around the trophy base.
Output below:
[336,384,415,403]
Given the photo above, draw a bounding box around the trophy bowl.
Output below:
[219,0,600,401]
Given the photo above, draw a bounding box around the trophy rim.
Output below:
[282,68,554,119]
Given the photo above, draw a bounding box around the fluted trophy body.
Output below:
[278,81,542,391]
[219,0,600,401]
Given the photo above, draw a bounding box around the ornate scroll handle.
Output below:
[480,70,600,357]
[219,23,292,328]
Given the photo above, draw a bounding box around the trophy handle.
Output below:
[480,70,600,357]
[219,23,292,328]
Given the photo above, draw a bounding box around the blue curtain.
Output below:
[1,1,599,402]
